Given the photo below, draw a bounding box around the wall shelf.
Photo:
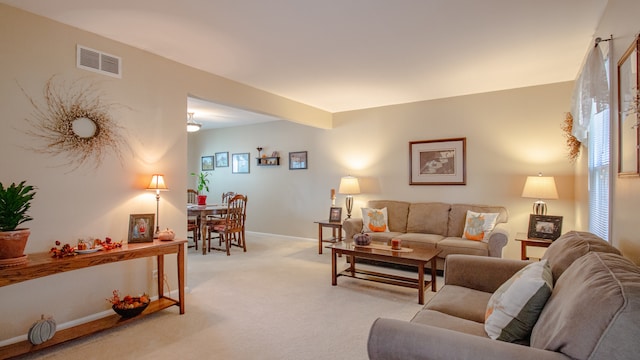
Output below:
[256,157,280,166]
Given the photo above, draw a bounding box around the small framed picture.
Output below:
[215,152,229,167]
[289,151,308,170]
[329,207,342,222]
[232,153,250,174]
[201,156,214,171]
[527,214,563,240]
[128,213,155,243]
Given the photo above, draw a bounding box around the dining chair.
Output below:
[207,194,247,255]
[187,189,199,250]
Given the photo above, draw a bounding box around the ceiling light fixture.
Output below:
[186,112,201,132]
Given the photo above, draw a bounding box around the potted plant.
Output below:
[0,181,36,265]
[191,172,210,205]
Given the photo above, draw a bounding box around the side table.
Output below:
[314,220,343,254]
[515,232,553,260]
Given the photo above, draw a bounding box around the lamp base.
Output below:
[533,201,547,215]
[345,195,354,218]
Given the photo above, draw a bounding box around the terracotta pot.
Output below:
[197,195,207,205]
[0,228,30,259]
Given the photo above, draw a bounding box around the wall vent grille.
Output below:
[76,45,122,78]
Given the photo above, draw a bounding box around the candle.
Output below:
[331,188,335,199]
[391,239,401,250]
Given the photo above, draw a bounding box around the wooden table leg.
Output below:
[331,248,337,285]
[177,242,185,314]
[201,211,207,255]
[157,254,164,298]
[521,241,528,260]
[418,262,425,305]
[318,223,323,254]
[431,257,437,292]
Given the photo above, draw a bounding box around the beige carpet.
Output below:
[19,234,439,360]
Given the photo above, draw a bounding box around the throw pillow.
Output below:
[361,207,390,233]
[485,260,553,343]
[462,210,499,242]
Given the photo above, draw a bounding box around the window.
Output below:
[588,108,610,240]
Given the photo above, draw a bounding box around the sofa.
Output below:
[342,200,509,270]
[367,231,640,360]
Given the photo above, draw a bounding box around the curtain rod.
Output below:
[594,35,613,47]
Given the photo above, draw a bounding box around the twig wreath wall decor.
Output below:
[561,112,581,163]
[21,76,129,172]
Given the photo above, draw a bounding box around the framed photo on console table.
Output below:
[409,138,466,185]
[128,213,155,243]
[527,214,562,240]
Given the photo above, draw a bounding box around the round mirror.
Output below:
[71,117,97,138]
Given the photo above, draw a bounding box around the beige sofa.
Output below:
[342,200,509,270]
[367,231,640,360]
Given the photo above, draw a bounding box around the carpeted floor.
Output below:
[19,234,439,359]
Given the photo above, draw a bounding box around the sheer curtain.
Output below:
[572,41,611,241]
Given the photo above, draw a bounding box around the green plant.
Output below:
[190,172,210,194]
[0,181,37,231]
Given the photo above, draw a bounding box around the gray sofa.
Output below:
[342,200,509,270]
[367,231,640,360]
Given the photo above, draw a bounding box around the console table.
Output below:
[0,239,186,358]
[515,232,553,260]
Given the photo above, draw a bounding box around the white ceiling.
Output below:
[2,0,608,129]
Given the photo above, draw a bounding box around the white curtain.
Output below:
[571,43,610,142]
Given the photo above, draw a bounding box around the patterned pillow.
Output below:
[462,210,499,242]
[485,260,553,343]
[361,207,390,233]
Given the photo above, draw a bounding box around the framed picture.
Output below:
[289,151,308,170]
[128,213,155,243]
[409,138,466,185]
[215,152,229,167]
[201,156,214,171]
[329,207,342,222]
[527,214,563,240]
[617,34,640,176]
[232,153,250,174]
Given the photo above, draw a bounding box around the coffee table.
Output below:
[330,242,441,304]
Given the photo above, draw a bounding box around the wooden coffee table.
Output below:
[330,242,441,304]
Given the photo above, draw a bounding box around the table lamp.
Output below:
[521,172,558,215]
[338,176,360,218]
[147,174,169,237]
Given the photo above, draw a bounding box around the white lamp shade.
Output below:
[521,175,558,200]
[147,174,169,191]
[338,176,360,195]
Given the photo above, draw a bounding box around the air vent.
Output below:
[76,45,122,78]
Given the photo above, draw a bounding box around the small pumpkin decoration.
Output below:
[354,231,371,246]
[28,315,56,345]
[157,228,175,241]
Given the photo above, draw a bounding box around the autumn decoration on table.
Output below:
[157,228,175,241]
[107,290,150,318]
[50,237,123,258]
[354,231,372,246]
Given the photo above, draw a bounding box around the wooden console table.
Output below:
[515,232,553,260]
[0,239,186,359]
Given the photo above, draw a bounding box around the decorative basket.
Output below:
[112,301,149,318]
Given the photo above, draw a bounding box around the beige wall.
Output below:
[0,4,327,342]
[191,81,577,262]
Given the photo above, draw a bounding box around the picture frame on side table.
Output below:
[201,156,214,171]
[128,213,155,243]
[527,214,563,240]
[289,151,308,170]
[215,152,229,167]
[232,153,250,174]
[409,138,466,185]
[329,207,342,222]
[617,34,640,176]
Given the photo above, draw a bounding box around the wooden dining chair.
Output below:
[207,194,247,255]
[187,189,199,250]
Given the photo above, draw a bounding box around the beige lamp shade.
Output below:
[338,176,360,195]
[522,173,558,215]
[147,174,169,191]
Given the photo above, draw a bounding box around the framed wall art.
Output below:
[617,34,640,176]
[329,207,342,222]
[527,214,563,240]
[409,138,466,185]
[128,213,155,243]
[201,155,214,171]
[232,153,250,174]
[215,152,229,167]
[289,151,308,170]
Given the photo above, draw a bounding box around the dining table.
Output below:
[187,204,228,255]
